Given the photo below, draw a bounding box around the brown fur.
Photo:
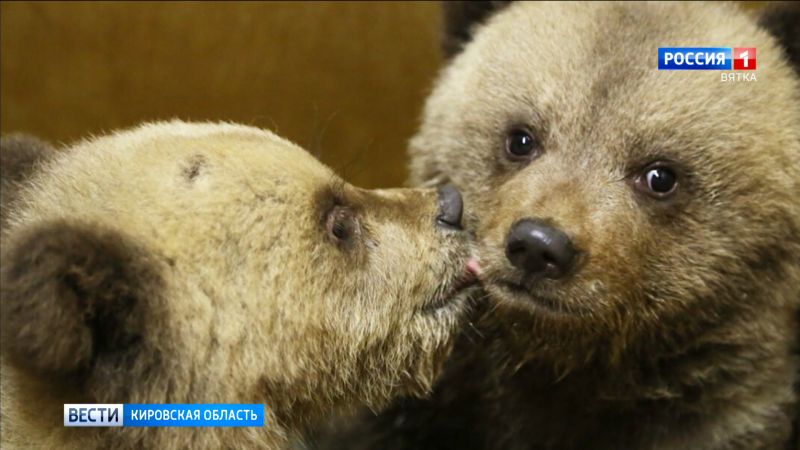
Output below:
[0,121,478,449]
[317,2,800,449]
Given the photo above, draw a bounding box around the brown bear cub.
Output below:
[0,121,480,449]
[319,2,800,450]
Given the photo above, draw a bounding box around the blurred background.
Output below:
[1,1,442,188]
[0,1,763,188]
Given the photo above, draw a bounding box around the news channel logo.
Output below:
[658,47,756,82]
[64,404,265,427]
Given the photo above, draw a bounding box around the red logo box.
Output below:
[733,47,756,70]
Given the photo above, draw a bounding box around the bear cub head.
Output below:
[411,1,800,368]
[0,121,479,446]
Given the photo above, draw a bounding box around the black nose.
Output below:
[505,219,576,279]
[436,184,463,230]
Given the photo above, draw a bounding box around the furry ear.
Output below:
[759,2,800,73]
[0,134,54,185]
[0,221,156,374]
[1,134,55,223]
[441,1,512,58]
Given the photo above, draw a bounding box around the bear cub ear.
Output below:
[1,134,55,223]
[441,1,513,58]
[759,2,800,73]
[0,134,54,187]
[1,221,156,374]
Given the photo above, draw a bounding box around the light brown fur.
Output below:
[0,121,477,449]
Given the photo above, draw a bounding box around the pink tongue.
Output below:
[466,258,483,277]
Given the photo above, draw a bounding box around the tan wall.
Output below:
[1,1,442,188]
[0,1,763,188]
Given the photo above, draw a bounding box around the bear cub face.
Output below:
[410,2,800,363]
[0,121,478,443]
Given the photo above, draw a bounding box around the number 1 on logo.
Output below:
[733,47,756,70]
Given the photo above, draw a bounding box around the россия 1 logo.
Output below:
[658,47,756,82]
[658,47,756,70]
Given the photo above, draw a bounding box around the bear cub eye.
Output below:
[326,205,359,246]
[505,128,540,161]
[634,163,678,199]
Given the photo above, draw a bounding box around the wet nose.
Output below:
[436,184,464,230]
[505,219,575,278]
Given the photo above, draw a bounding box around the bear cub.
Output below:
[0,121,480,449]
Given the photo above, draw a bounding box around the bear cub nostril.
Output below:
[505,219,576,279]
[436,184,464,230]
